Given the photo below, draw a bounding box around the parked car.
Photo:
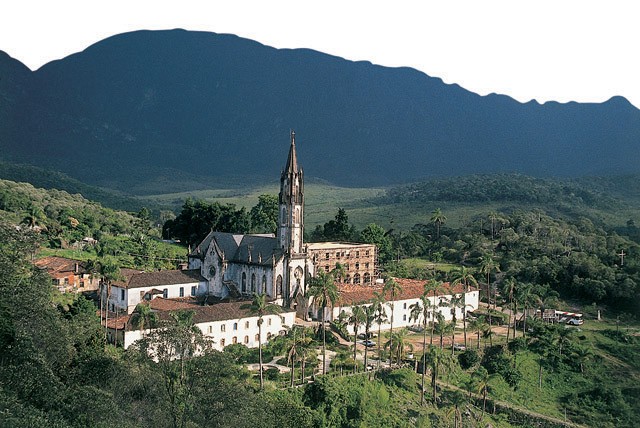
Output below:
[452,344,466,351]
[567,318,584,326]
[362,340,376,347]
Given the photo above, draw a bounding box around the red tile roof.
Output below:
[113,269,205,289]
[336,277,474,306]
[34,256,87,274]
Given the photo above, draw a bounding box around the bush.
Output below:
[458,349,480,369]
[376,368,416,391]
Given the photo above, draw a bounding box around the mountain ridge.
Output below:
[1,29,639,191]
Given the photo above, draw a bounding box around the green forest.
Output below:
[0,174,639,427]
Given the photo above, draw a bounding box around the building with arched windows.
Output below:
[188,131,313,312]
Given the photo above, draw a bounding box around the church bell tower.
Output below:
[278,131,304,254]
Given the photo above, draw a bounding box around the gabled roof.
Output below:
[113,269,206,289]
[335,278,476,306]
[122,297,295,331]
[190,231,282,267]
[34,256,88,275]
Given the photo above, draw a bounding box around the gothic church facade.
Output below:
[188,132,313,308]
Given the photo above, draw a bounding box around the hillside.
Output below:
[1,29,640,192]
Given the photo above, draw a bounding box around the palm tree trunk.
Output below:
[321,305,327,375]
[352,325,358,374]
[258,323,264,389]
[420,322,427,405]
[290,356,295,387]
[377,323,382,370]
[389,301,394,364]
[463,310,468,348]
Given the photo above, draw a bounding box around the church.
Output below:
[187,131,314,312]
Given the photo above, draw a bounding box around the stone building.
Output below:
[306,241,378,285]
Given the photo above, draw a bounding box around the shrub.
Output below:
[458,349,480,369]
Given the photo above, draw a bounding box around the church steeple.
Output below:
[285,131,299,174]
[278,130,304,255]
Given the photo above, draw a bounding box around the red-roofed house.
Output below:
[113,297,296,350]
[34,256,100,293]
[106,268,208,314]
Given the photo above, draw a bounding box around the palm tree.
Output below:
[433,311,450,350]
[479,254,500,314]
[472,366,493,418]
[447,294,466,354]
[501,278,516,343]
[285,326,311,387]
[130,303,158,337]
[308,268,340,375]
[430,208,447,239]
[424,279,445,345]
[348,305,365,373]
[372,291,388,369]
[241,293,282,389]
[409,294,433,404]
[450,266,478,348]
[425,345,445,405]
[98,258,122,343]
[384,328,413,366]
[482,326,493,348]
[445,390,467,428]
[383,277,403,364]
[360,304,376,373]
[572,345,592,374]
[468,315,487,350]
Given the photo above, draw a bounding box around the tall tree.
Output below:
[372,291,388,370]
[347,305,365,373]
[384,328,413,366]
[409,293,433,404]
[249,194,278,234]
[430,208,447,239]
[130,303,158,337]
[360,304,376,373]
[450,266,478,348]
[241,293,282,389]
[383,277,403,364]
[308,267,341,375]
[424,279,446,346]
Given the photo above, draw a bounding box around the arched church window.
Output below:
[262,275,267,294]
[276,275,283,297]
[242,273,247,293]
[354,273,361,284]
[251,273,256,292]
[345,274,351,284]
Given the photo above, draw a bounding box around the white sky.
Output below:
[2,1,639,108]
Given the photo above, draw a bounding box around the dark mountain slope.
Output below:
[1,29,639,191]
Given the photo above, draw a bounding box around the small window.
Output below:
[255,334,260,342]
[162,289,168,298]
[280,316,286,324]
[179,287,184,297]
[208,325,213,334]
[220,338,225,347]
[356,251,360,258]
[403,314,407,321]
[191,286,196,296]
[244,336,249,344]
[325,265,329,272]
[325,252,330,259]
[366,250,370,256]
[64,278,69,285]
[403,303,407,309]
[233,323,238,331]
[232,337,237,344]
[120,289,125,300]
[336,252,340,258]
[245,321,250,329]
[221,324,226,332]
[268,318,272,326]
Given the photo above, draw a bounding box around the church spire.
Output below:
[285,130,299,174]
